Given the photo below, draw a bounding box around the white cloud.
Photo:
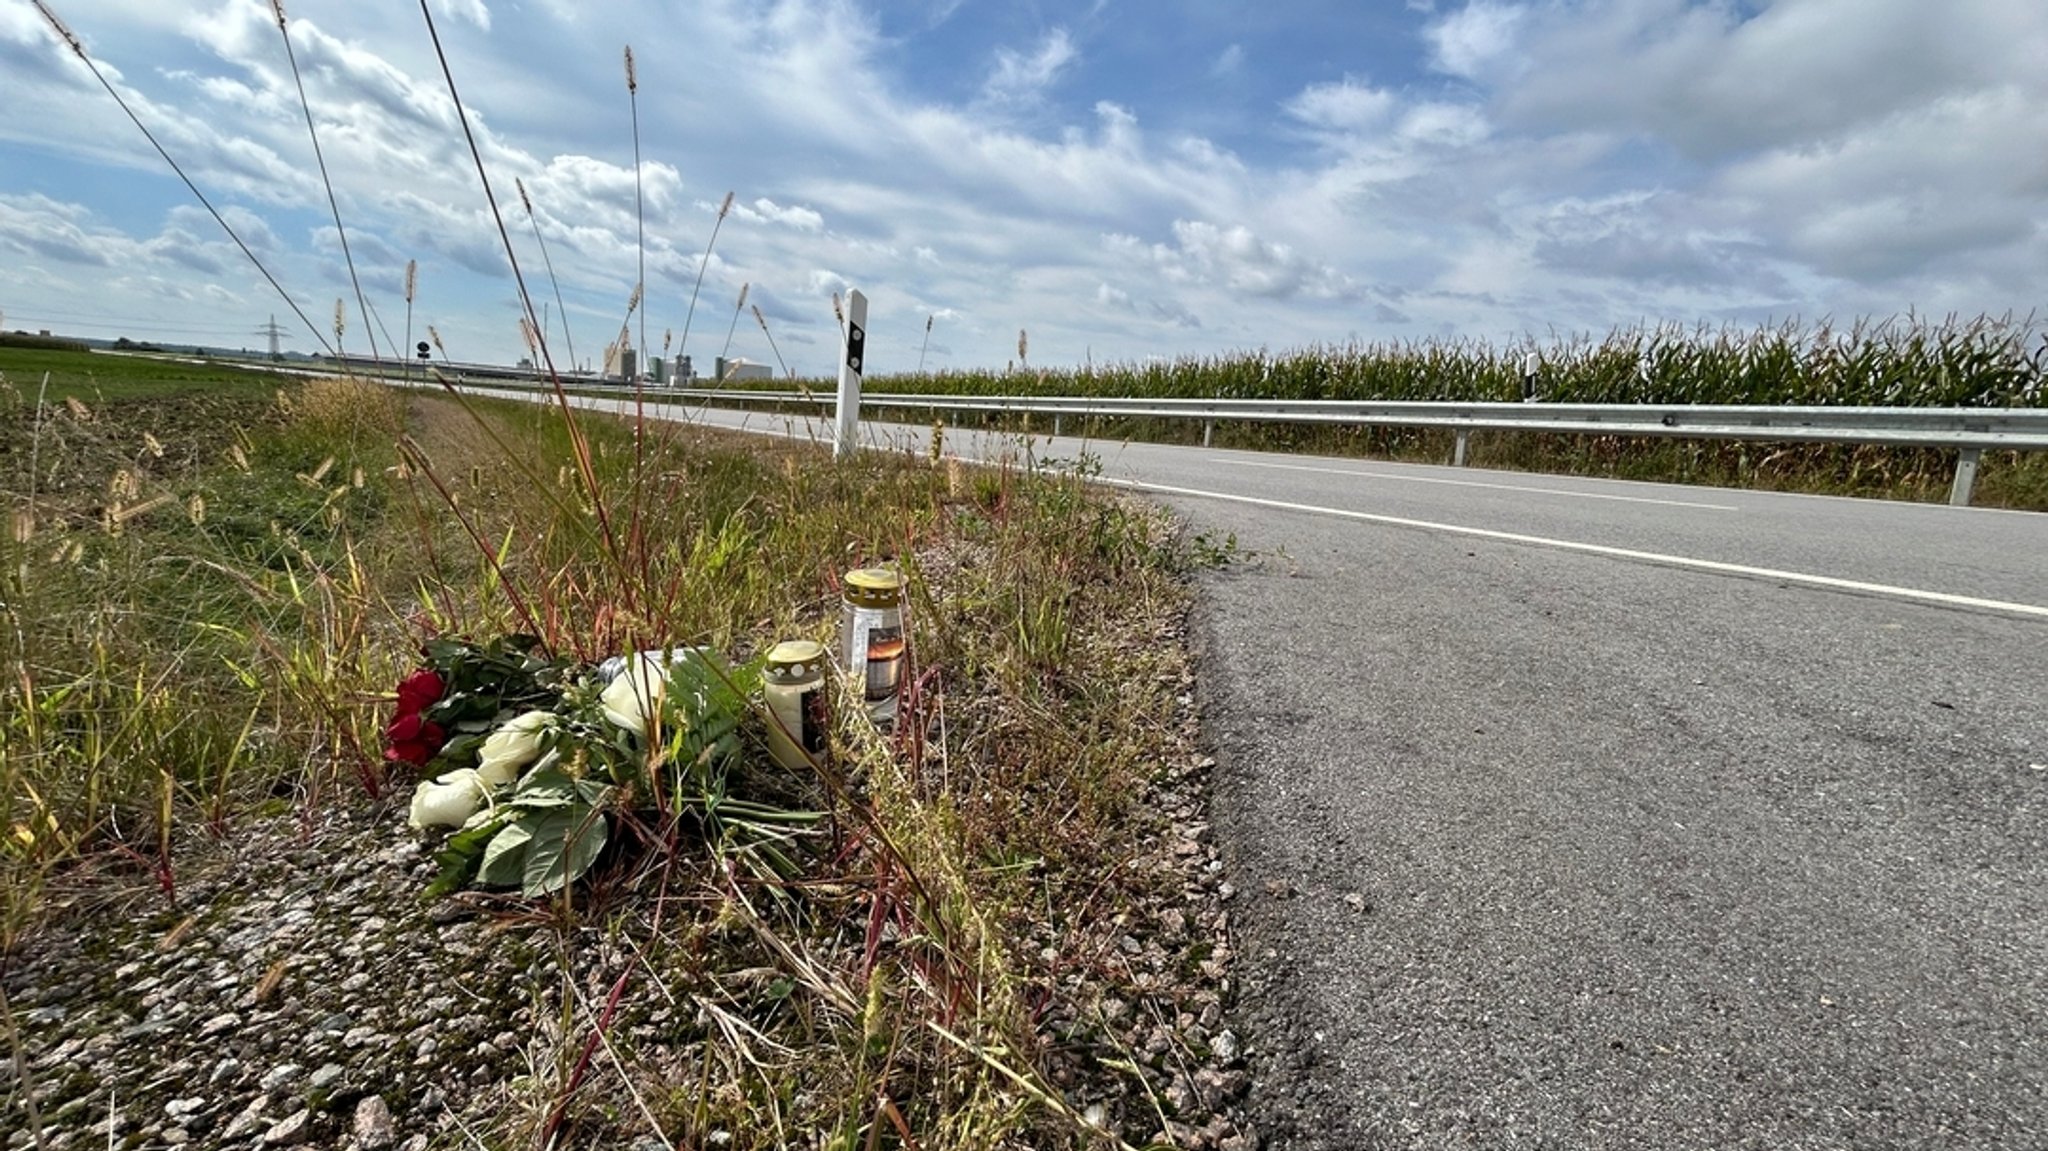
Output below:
[1110,220,1357,302]
[984,28,1077,103]
[0,194,125,267]
[735,197,824,231]
[1398,102,1491,148]
[431,0,491,31]
[1426,1,1523,79]
[1211,43,1244,79]
[1285,78,1398,134]
[1495,0,2048,160]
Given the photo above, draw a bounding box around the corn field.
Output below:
[754,313,2048,507]
[856,314,2046,408]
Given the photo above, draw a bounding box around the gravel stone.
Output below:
[353,1094,397,1150]
[262,1108,310,1145]
[196,1012,241,1038]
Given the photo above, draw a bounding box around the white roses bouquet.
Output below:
[388,638,763,898]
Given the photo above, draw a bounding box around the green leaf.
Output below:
[422,815,506,901]
[477,816,535,888]
[511,765,578,808]
[520,804,609,898]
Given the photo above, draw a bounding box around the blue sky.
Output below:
[1,0,2043,375]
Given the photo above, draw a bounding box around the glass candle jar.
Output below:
[762,639,829,771]
[839,567,906,722]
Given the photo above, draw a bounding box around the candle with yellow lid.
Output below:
[839,568,905,722]
[762,640,829,770]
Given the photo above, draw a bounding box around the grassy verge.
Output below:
[2,354,1211,1146]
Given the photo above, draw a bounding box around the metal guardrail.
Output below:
[517,383,2048,507]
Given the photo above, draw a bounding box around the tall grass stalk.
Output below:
[271,0,382,363]
[625,45,645,379]
[403,259,418,385]
[417,0,620,571]
[517,178,580,374]
[677,191,734,368]
[717,282,749,381]
[753,303,790,379]
[918,313,934,374]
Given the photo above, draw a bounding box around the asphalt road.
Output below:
[513,395,2048,1148]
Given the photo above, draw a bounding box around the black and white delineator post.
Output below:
[1521,352,1539,402]
[834,289,868,461]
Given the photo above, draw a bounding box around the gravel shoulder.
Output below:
[1,584,1260,1151]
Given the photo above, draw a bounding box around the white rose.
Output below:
[476,710,555,787]
[408,769,486,830]
[599,653,666,738]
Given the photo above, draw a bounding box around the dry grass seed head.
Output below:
[114,494,174,526]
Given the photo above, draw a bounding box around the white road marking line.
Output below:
[1217,457,1740,511]
[1099,477,2048,621]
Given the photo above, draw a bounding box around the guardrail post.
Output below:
[1949,448,1982,507]
[833,289,867,461]
[1202,420,1214,448]
[1454,430,1470,467]
[1053,414,1063,437]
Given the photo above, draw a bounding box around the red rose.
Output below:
[383,711,447,766]
[396,669,444,716]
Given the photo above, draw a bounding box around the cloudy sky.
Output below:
[1,0,2043,374]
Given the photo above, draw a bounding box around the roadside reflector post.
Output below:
[1521,352,1539,402]
[1950,447,1982,507]
[834,289,867,461]
[1454,429,1470,467]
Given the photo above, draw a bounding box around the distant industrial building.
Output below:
[716,356,773,382]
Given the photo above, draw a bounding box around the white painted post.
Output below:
[1950,448,1982,507]
[1521,352,1539,402]
[834,289,867,461]
[1454,429,1470,467]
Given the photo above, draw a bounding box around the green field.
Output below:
[0,345,285,402]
